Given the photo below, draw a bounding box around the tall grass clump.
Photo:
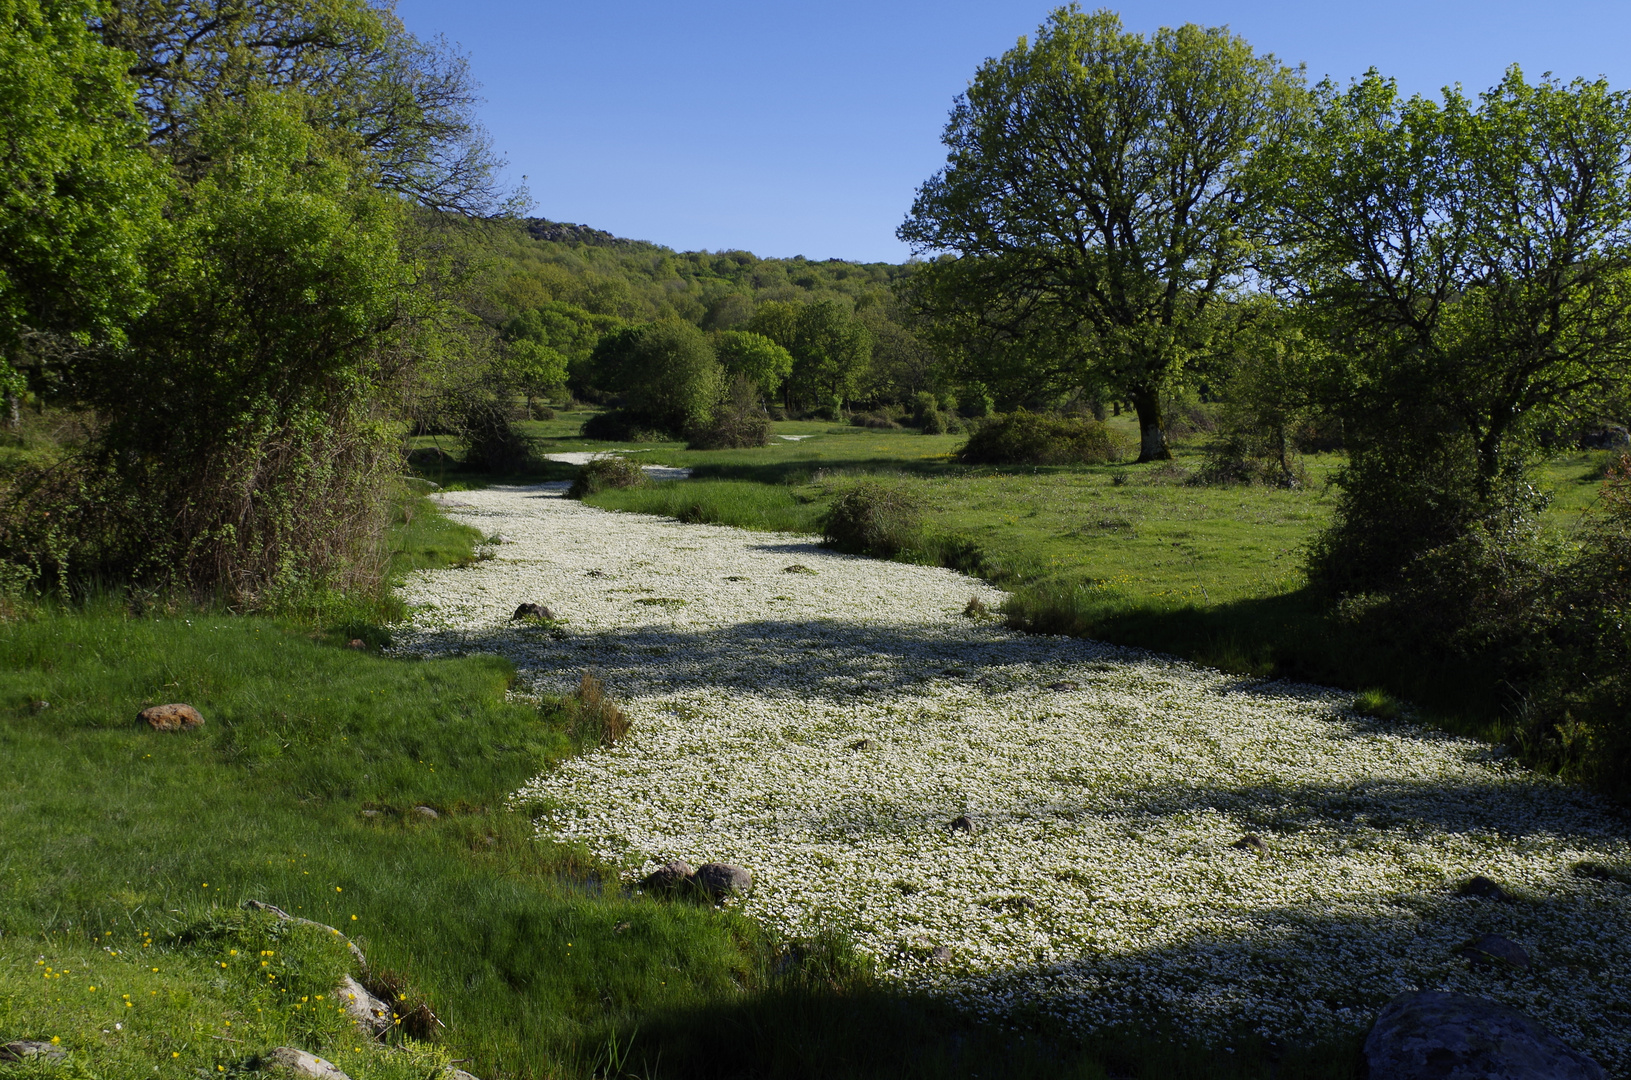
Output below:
[821,480,923,557]
[957,411,1123,465]
[561,671,631,747]
[567,455,649,498]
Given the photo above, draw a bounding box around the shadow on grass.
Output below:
[1005,584,1512,741]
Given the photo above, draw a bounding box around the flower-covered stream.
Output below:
[397,483,1631,1064]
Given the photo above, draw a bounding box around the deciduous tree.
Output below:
[899,6,1303,460]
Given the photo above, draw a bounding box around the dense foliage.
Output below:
[957,411,1123,466]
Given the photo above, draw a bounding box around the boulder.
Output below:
[1,1041,66,1063]
[947,814,975,834]
[338,974,392,1039]
[1231,834,1269,856]
[346,639,367,649]
[1457,875,1511,901]
[413,805,440,820]
[1364,991,1605,1080]
[1461,933,1530,970]
[849,738,877,751]
[694,863,752,900]
[244,900,367,968]
[640,860,696,894]
[139,703,203,732]
[512,603,554,620]
[1045,680,1079,692]
[266,1047,353,1079]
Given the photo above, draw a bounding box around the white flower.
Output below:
[397,484,1631,1066]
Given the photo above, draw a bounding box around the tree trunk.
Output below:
[1131,388,1171,462]
[4,394,18,430]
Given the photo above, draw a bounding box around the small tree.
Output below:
[714,330,793,399]
[1269,69,1631,591]
[588,320,723,436]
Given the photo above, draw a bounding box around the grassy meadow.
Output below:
[0,479,1370,1079]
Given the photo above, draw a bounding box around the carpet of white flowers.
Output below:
[396,483,1631,1063]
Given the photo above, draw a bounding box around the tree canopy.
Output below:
[899,5,1304,460]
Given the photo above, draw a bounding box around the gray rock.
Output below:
[413,805,440,820]
[360,809,382,818]
[849,738,877,751]
[267,1046,353,1079]
[512,603,554,620]
[929,945,952,963]
[338,974,392,1039]
[244,900,368,968]
[948,814,975,834]
[1457,875,1511,901]
[1045,680,1079,691]
[1364,991,1605,1080]
[445,1070,482,1080]
[694,862,752,900]
[640,860,696,893]
[1,1041,66,1062]
[1461,933,1531,970]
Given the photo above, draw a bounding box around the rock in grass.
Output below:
[782,564,817,574]
[512,603,554,620]
[694,863,752,900]
[1363,991,1605,1080]
[338,974,392,1039]
[640,860,696,894]
[1232,834,1269,856]
[1457,875,1511,901]
[413,805,439,820]
[849,738,877,751]
[1045,680,1079,691]
[1461,933,1531,970]
[1,1041,65,1063]
[138,703,203,732]
[267,1046,353,1079]
[947,814,975,834]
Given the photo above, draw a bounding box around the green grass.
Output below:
[0,492,1367,1078]
[563,420,1630,744]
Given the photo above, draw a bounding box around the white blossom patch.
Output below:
[395,483,1631,1064]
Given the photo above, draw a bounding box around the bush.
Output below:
[689,376,772,449]
[850,413,902,430]
[579,410,669,443]
[956,411,1123,465]
[821,481,923,557]
[566,455,648,499]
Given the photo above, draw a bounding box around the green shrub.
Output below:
[567,456,648,498]
[688,375,772,449]
[850,412,901,430]
[821,481,923,557]
[956,411,1123,465]
[1352,688,1402,720]
[579,410,669,443]
[586,320,723,436]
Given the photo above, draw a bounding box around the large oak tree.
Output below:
[898,6,1302,460]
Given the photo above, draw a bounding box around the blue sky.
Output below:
[392,1,1631,262]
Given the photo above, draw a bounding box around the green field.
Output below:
[0,484,1369,1079]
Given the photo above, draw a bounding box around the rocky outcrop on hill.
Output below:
[523,218,649,249]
